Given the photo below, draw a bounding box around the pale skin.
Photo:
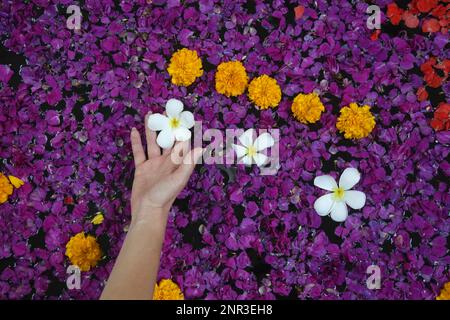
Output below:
[100,112,202,300]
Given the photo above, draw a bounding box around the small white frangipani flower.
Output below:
[147,98,195,149]
[313,168,366,222]
[233,129,274,167]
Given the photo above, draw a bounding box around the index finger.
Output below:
[145,112,160,158]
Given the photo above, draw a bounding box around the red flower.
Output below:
[417,86,428,102]
[416,0,438,13]
[370,29,381,41]
[422,18,441,32]
[421,57,436,73]
[425,72,442,88]
[430,4,447,18]
[420,57,449,88]
[436,59,450,74]
[294,5,305,20]
[430,103,450,131]
[64,196,74,205]
[387,3,404,25]
[443,60,450,73]
[407,0,447,33]
[403,10,420,28]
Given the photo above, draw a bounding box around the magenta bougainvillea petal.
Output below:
[0,0,448,300]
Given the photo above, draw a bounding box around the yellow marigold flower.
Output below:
[91,212,104,225]
[248,75,282,109]
[0,173,13,204]
[8,175,24,189]
[65,232,102,272]
[215,61,248,97]
[291,92,325,124]
[153,279,184,300]
[336,103,376,139]
[167,48,203,86]
[437,282,450,300]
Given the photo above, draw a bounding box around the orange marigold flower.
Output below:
[153,279,184,300]
[291,92,325,124]
[436,282,450,300]
[336,103,376,139]
[0,173,13,204]
[248,75,282,109]
[65,232,102,271]
[215,61,248,97]
[167,48,203,86]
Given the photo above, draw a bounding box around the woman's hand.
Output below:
[101,113,202,300]
[129,112,203,226]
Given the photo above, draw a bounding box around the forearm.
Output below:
[100,210,167,300]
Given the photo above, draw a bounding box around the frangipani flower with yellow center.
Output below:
[233,129,274,167]
[147,99,195,149]
[313,168,366,222]
[153,279,184,300]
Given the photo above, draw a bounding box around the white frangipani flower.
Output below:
[147,99,195,149]
[233,129,274,167]
[313,168,366,222]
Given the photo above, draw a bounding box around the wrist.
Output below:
[130,205,169,230]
